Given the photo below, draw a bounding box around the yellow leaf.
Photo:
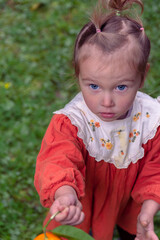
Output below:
[31,3,45,11]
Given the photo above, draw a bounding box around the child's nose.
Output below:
[102,92,114,107]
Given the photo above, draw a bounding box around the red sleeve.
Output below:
[34,114,86,208]
[131,126,160,204]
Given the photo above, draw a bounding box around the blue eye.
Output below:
[117,85,127,91]
[90,84,99,90]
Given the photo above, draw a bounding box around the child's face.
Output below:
[78,46,145,122]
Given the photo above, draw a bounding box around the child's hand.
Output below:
[50,185,85,226]
[135,200,160,240]
[135,213,159,240]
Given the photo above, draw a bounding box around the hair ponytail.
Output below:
[106,0,143,12]
[91,0,143,29]
[74,0,150,78]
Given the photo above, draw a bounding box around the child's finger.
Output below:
[54,207,69,222]
[76,200,83,210]
[57,205,68,212]
[50,201,67,216]
[61,206,84,225]
[147,230,159,240]
[63,205,77,222]
[139,214,149,228]
[71,211,85,226]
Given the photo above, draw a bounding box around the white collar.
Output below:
[54,92,160,169]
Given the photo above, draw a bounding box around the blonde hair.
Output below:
[74,0,150,77]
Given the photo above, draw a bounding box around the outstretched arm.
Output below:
[34,115,86,208]
[135,200,160,240]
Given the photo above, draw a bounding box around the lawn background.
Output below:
[0,0,160,239]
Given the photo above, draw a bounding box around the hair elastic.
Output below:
[140,27,144,31]
[116,10,121,16]
[96,28,101,33]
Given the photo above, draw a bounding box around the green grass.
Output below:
[0,0,160,239]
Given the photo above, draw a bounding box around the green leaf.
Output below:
[52,225,94,240]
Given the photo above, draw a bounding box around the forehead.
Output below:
[78,44,138,78]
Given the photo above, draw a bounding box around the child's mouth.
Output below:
[100,112,115,119]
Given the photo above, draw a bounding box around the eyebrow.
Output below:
[81,77,135,83]
[81,78,97,82]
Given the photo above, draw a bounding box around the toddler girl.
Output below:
[34,0,160,239]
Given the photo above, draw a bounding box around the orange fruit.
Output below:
[34,232,61,240]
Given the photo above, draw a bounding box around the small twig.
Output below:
[43,211,60,238]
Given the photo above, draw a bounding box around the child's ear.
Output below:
[139,63,150,88]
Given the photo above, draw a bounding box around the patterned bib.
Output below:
[54,91,160,169]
